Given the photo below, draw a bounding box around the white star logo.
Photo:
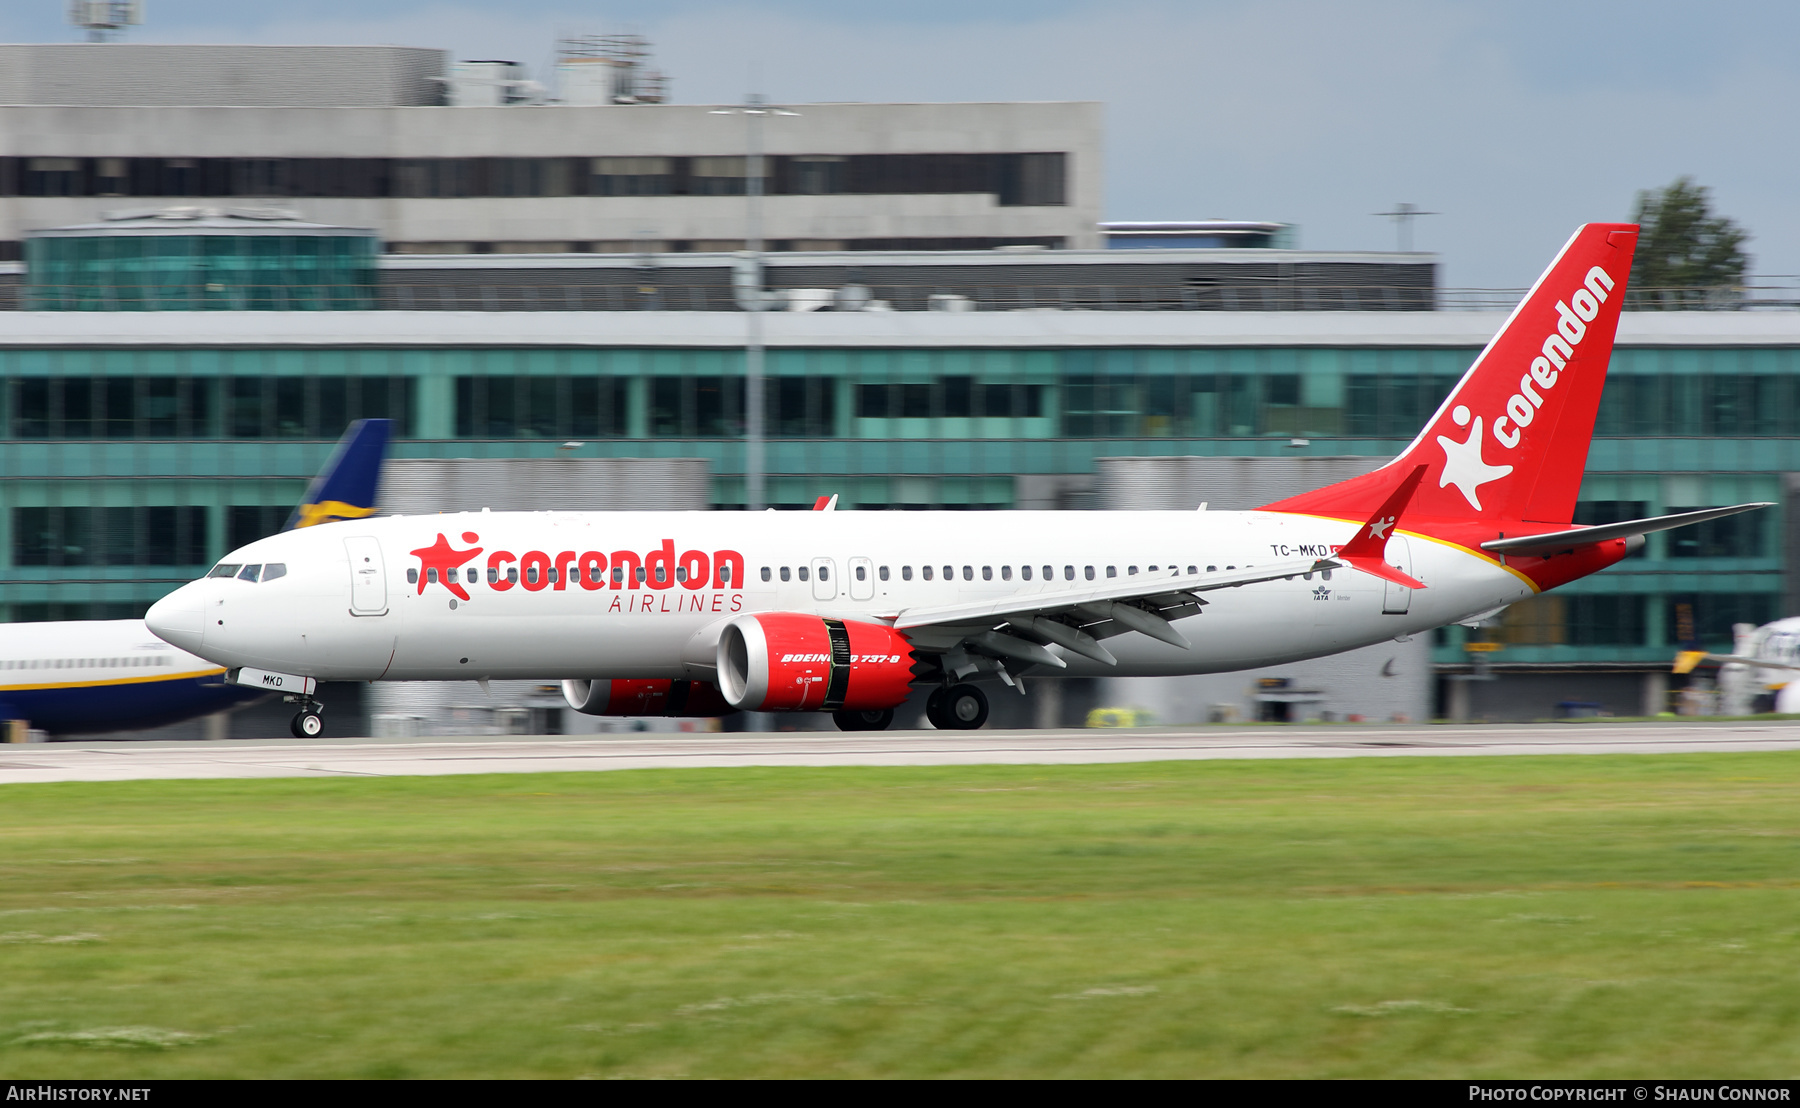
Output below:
[1435,406,1513,512]
[1368,516,1394,541]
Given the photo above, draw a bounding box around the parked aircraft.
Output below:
[0,419,390,737]
[1673,618,1800,715]
[147,225,1769,736]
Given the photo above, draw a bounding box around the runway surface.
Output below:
[1,721,1799,784]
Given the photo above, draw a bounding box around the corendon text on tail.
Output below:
[147,224,1772,735]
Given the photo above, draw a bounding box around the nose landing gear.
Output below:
[925,683,989,730]
[286,695,325,738]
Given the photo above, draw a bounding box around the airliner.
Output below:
[1,419,390,737]
[146,224,1769,736]
[1673,618,1800,715]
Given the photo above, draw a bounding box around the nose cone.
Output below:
[146,583,206,654]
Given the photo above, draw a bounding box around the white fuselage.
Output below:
[147,510,1536,683]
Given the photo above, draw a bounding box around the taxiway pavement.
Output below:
[1,721,1798,785]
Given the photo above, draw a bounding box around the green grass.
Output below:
[3,754,1800,1077]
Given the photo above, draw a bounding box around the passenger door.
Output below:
[848,556,875,601]
[345,536,388,616]
[1381,536,1413,615]
[811,557,837,602]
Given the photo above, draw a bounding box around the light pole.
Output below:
[711,94,797,512]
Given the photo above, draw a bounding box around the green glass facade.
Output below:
[24,233,378,311]
[0,338,1791,669]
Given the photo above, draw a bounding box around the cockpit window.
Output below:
[238,564,263,583]
[262,563,287,582]
[209,563,242,579]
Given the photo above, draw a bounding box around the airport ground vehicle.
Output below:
[147,225,1768,735]
[0,419,390,737]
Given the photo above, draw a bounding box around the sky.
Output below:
[6,0,1797,288]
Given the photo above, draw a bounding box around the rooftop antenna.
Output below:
[1374,202,1438,253]
[68,0,143,42]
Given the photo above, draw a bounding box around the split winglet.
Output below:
[1335,464,1428,590]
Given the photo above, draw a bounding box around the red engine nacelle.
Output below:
[562,678,734,717]
[716,613,916,712]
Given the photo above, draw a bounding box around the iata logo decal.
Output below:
[410,533,745,614]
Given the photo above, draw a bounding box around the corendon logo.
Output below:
[410,531,483,600]
[1433,264,1615,513]
[412,533,746,613]
[1492,265,1614,450]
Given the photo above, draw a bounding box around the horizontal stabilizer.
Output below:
[1481,503,1772,556]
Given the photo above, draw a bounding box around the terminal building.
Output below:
[0,41,1792,728]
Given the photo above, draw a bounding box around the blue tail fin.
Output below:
[282,419,392,532]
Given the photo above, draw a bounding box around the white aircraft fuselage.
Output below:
[144,508,1549,685]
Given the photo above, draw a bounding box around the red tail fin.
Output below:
[1264,223,1638,526]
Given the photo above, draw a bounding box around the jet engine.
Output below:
[716,613,917,712]
[562,678,733,717]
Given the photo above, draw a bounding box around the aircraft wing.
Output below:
[1672,649,1800,676]
[1482,503,1772,556]
[887,558,1339,667]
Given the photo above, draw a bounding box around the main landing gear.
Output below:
[288,696,324,738]
[832,707,895,732]
[926,683,989,731]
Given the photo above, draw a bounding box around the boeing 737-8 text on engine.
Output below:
[146,224,1770,735]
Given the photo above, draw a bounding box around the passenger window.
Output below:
[1021,565,1032,581]
[799,566,810,582]
[488,567,498,584]
[818,566,829,581]
[855,565,866,581]
[1085,566,1095,580]
[675,566,688,583]
[636,566,646,583]
[1322,569,1332,581]
[1207,565,1217,572]
[589,565,604,584]
[1128,566,1138,575]
[1227,565,1236,571]
[508,567,518,583]
[1187,565,1197,575]
[901,566,912,581]
[263,563,287,582]
[524,567,536,584]
[1064,565,1074,581]
[1001,565,1011,581]
[208,563,241,579]
[963,566,973,581]
[1148,565,1158,573]
[761,566,772,582]
[982,566,992,581]
[719,564,732,584]
[780,566,791,582]
[654,565,667,583]
[879,566,889,581]
[923,565,933,581]
[407,568,419,584]
[238,564,262,582]
[550,567,561,584]
[1106,566,1116,578]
